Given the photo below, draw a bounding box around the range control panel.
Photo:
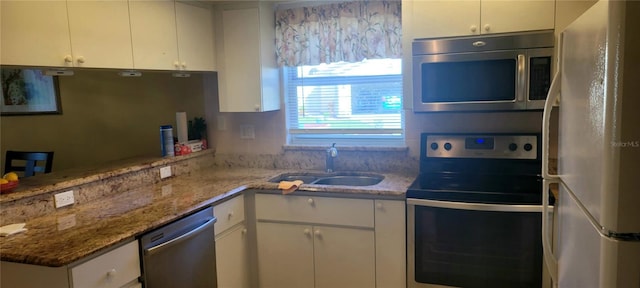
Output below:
[425,134,538,159]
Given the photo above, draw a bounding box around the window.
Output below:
[284,58,403,146]
[275,0,403,146]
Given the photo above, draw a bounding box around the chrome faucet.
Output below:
[326,143,338,173]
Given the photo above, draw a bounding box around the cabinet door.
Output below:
[216,224,250,288]
[175,2,216,71]
[255,194,374,228]
[71,240,140,288]
[67,0,133,68]
[374,200,406,288]
[0,0,73,67]
[219,7,261,112]
[214,195,245,235]
[129,0,179,70]
[257,222,314,288]
[481,0,555,34]
[313,226,375,288]
[412,0,480,39]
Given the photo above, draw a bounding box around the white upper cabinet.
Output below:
[2,0,215,71]
[129,0,180,71]
[67,0,134,69]
[412,0,480,38]
[0,1,73,67]
[175,2,216,71]
[129,1,215,71]
[216,3,280,112]
[412,0,555,39]
[480,0,555,34]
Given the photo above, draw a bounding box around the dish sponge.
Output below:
[278,180,304,195]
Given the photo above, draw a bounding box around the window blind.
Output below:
[284,59,404,146]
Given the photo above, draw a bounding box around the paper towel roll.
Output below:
[176,112,188,144]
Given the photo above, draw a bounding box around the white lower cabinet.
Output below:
[313,226,375,288]
[71,240,140,288]
[216,224,250,288]
[214,195,250,288]
[255,194,403,288]
[257,222,375,288]
[257,222,315,288]
[374,200,406,288]
[0,240,140,288]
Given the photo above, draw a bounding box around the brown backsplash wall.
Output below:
[1,70,207,172]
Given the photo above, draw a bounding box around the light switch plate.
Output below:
[54,190,75,208]
[160,166,172,179]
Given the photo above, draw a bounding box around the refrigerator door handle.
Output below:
[542,33,562,180]
[542,71,560,179]
[542,179,558,283]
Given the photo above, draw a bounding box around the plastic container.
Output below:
[160,125,175,157]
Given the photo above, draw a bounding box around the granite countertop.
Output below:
[0,166,415,267]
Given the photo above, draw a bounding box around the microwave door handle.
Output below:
[517,54,526,102]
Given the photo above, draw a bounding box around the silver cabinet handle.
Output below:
[144,217,216,256]
[407,198,543,213]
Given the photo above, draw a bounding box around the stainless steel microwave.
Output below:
[412,30,554,112]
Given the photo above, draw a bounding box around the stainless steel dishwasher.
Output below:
[140,206,217,288]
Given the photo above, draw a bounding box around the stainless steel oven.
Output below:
[412,31,554,112]
[407,133,549,288]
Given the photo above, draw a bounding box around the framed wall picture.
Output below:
[0,69,62,115]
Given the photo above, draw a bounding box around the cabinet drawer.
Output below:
[214,195,245,235]
[71,240,140,288]
[256,194,374,228]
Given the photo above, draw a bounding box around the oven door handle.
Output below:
[407,198,544,213]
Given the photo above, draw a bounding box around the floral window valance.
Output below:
[275,0,402,67]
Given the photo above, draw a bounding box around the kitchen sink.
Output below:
[312,175,383,186]
[269,172,384,186]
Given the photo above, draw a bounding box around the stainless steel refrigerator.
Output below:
[542,0,640,287]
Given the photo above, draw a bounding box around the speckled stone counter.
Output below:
[0,164,415,267]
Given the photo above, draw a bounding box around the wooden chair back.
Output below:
[4,151,54,178]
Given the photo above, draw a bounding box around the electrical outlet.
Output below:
[160,166,172,179]
[240,125,255,139]
[54,190,75,208]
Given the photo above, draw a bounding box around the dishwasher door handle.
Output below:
[144,217,217,256]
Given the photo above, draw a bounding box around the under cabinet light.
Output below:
[172,72,191,78]
[43,69,74,76]
[118,70,142,77]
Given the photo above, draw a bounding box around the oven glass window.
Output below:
[414,205,542,287]
[420,59,516,103]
